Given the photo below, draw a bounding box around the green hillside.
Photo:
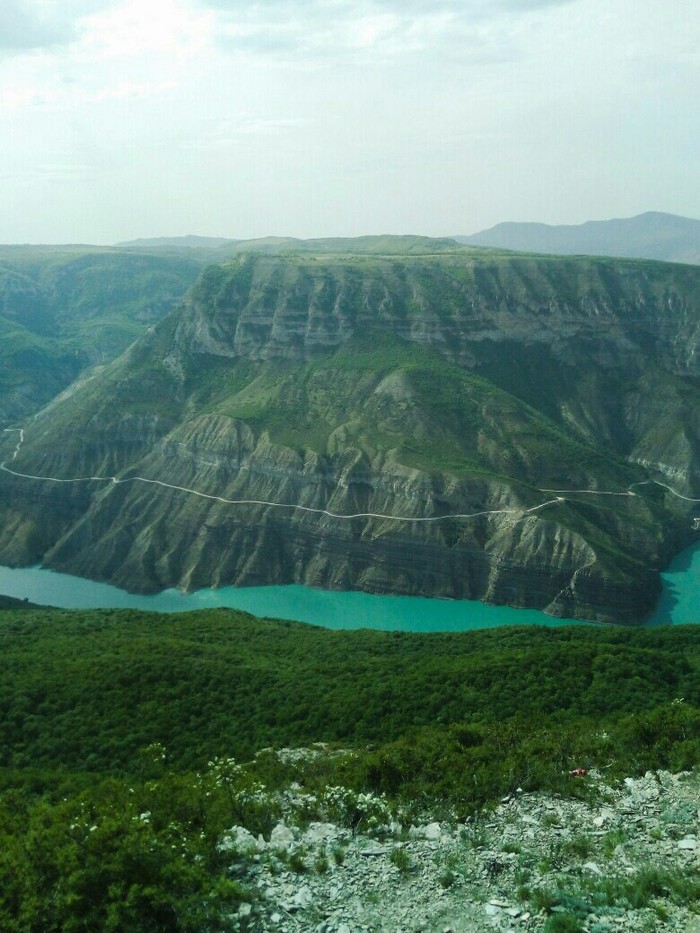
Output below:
[0,606,698,931]
[1,607,698,775]
[0,246,200,425]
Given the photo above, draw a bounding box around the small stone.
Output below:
[678,838,697,851]
[291,885,313,909]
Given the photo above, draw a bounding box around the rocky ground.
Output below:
[223,765,699,932]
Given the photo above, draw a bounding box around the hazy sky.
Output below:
[1,0,698,243]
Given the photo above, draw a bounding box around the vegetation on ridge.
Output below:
[0,606,698,929]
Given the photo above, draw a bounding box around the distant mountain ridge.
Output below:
[116,234,465,260]
[455,211,700,265]
[116,235,236,249]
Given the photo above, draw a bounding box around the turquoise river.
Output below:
[0,539,697,630]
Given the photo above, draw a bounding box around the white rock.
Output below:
[270,822,296,849]
[678,838,697,851]
[424,822,442,840]
[302,821,342,846]
[219,825,265,854]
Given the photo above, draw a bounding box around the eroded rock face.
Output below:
[179,254,700,374]
[0,412,659,621]
[0,249,698,621]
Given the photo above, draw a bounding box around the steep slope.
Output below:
[0,246,201,425]
[0,246,698,622]
[456,211,700,265]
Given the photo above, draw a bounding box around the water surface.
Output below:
[649,539,700,625]
[0,564,580,631]
[0,539,697,630]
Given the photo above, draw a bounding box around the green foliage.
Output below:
[543,915,586,933]
[332,844,346,865]
[0,605,697,929]
[437,867,458,888]
[0,609,698,781]
[530,863,700,931]
[0,770,247,932]
[389,845,412,874]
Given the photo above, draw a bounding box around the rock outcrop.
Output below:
[221,756,700,932]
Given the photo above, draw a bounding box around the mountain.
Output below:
[0,240,698,622]
[456,211,700,265]
[116,234,236,249]
[0,246,201,425]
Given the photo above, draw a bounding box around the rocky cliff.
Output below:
[0,244,698,621]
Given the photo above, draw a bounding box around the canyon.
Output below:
[0,240,698,623]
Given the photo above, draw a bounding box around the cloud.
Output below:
[0,0,72,51]
[195,0,578,65]
[0,1,119,55]
[0,77,177,114]
[74,0,215,62]
[199,0,574,10]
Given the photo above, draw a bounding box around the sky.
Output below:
[0,0,698,244]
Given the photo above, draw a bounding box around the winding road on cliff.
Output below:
[2,427,699,527]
